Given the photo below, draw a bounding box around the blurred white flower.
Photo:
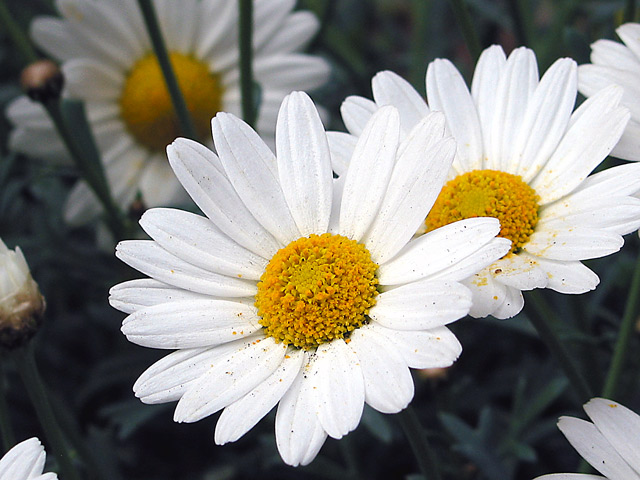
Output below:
[0,238,45,349]
[0,437,57,480]
[579,23,640,161]
[6,0,331,225]
[329,45,640,319]
[110,91,508,466]
[534,397,640,480]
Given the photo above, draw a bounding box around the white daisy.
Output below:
[329,45,640,319]
[579,23,640,161]
[6,0,330,225]
[109,91,509,466]
[534,398,640,480]
[0,437,57,480]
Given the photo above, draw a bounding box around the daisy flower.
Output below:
[6,0,330,225]
[109,91,509,466]
[0,437,57,480]
[329,45,640,319]
[579,23,640,161]
[534,398,640,480]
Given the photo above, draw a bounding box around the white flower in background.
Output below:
[109,92,509,466]
[329,45,640,319]
[0,437,57,480]
[579,23,640,161]
[0,238,45,349]
[6,0,330,225]
[534,398,640,480]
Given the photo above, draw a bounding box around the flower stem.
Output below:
[0,361,16,452]
[137,0,197,140]
[527,290,593,404]
[602,251,640,399]
[448,0,482,62]
[42,100,127,239]
[239,0,257,127]
[13,345,81,480]
[0,0,38,64]
[397,406,442,480]
[625,0,637,23]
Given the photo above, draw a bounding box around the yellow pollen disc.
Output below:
[119,52,223,151]
[425,169,540,254]
[255,233,379,350]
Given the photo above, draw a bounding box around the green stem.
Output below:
[397,406,442,480]
[448,0,482,62]
[625,0,637,23]
[239,0,256,127]
[42,100,126,239]
[409,0,430,89]
[0,0,38,64]
[602,251,640,399]
[13,345,81,480]
[0,361,16,452]
[137,0,197,140]
[527,291,593,404]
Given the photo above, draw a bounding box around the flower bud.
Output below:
[20,59,64,103]
[0,239,45,350]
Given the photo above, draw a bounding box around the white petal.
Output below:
[213,113,300,245]
[489,253,548,290]
[63,58,123,100]
[612,119,640,161]
[276,92,333,236]
[590,38,640,73]
[136,155,189,209]
[378,217,503,285]
[327,131,358,176]
[558,416,640,480]
[363,113,455,263]
[463,270,525,319]
[140,208,267,280]
[578,64,640,120]
[584,398,640,475]
[512,58,577,182]
[0,437,49,479]
[370,280,470,330]
[532,257,599,294]
[339,106,400,241]
[121,299,261,349]
[340,96,379,136]
[426,58,484,172]
[370,324,462,369]
[174,338,287,423]
[259,11,319,55]
[540,196,640,236]
[487,47,539,172]
[251,54,331,92]
[155,0,199,53]
[31,17,85,61]
[215,348,305,444]
[275,354,328,467]
[530,85,629,204]
[372,70,430,134]
[524,226,623,261]
[116,240,256,297]
[348,325,414,414]
[471,45,507,166]
[109,278,210,314]
[617,22,640,60]
[133,346,241,404]
[167,138,281,258]
[310,340,364,439]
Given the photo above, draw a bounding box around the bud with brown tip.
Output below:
[0,238,45,350]
[20,59,64,103]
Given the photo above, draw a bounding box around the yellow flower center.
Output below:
[255,233,379,350]
[425,170,539,254]
[119,52,223,152]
